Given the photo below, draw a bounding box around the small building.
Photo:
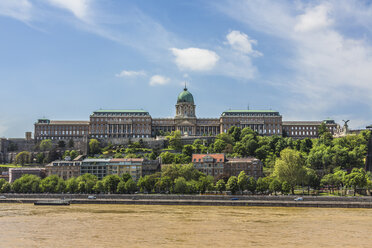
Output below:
[8,167,46,183]
[192,154,264,179]
[192,154,226,177]
[224,157,263,179]
[108,158,160,181]
[45,160,81,180]
[34,119,89,141]
[142,159,161,177]
[80,158,110,180]
[282,119,339,139]
[108,158,143,181]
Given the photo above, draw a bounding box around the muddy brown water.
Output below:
[0,204,371,247]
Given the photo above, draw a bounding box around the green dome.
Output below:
[177,87,194,104]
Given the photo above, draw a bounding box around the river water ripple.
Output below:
[0,204,371,247]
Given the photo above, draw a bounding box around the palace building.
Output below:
[34,86,339,141]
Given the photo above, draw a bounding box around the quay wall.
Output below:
[2,198,372,208]
[2,193,372,202]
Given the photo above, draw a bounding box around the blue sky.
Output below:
[1,0,372,137]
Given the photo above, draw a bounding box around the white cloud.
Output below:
[0,0,32,22]
[226,30,262,56]
[215,0,372,128]
[46,0,92,22]
[294,4,333,32]
[170,47,219,71]
[149,75,170,86]
[116,70,146,77]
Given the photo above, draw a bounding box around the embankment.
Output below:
[1,194,372,208]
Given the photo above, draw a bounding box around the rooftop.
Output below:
[82,158,111,162]
[283,121,323,125]
[94,109,148,113]
[222,110,280,117]
[192,154,226,162]
[177,87,194,104]
[226,157,259,162]
[110,158,144,162]
[92,109,150,116]
[49,121,89,125]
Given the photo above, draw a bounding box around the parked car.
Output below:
[87,195,96,199]
[0,196,6,199]
[294,197,303,201]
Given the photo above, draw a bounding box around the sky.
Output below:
[1,0,372,138]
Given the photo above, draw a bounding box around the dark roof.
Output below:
[177,88,194,104]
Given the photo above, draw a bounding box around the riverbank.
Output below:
[1,194,372,208]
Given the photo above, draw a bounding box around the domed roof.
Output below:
[177,87,194,104]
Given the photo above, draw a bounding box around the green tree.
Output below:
[40,139,53,151]
[237,171,248,192]
[93,180,105,194]
[240,127,256,140]
[15,151,31,165]
[174,177,188,194]
[116,181,126,194]
[269,178,282,195]
[300,138,313,153]
[321,173,337,194]
[70,150,79,160]
[0,181,11,193]
[40,175,64,193]
[228,126,242,142]
[35,153,45,164]
[245,139,259,156]
[281,181,291,194]
[317,123,329,137]
[226,176,239,194]
[197,175,214,193]
[273,148,306,194]
[137,174,159,193]
[247,177,257,194]
[304,167,320,194]
[156,176,173,193]
[233,142,247,157]
[12,174,41,193]
[76,173,97,193]
[121,173,132,183]
[125,179,137,193]
[89,139,101,155]
[0,179,7,192]
[160,152,176,164]
[255,145,271,161]
[167,131,183,151]
[216,179,226,193]
[214,139,227,153]
[114,153,124,158]
[65,177,78,193]
[256,177,270,194]
[182,145,194,158]
[344,168,368,196]
[103,175,121,194]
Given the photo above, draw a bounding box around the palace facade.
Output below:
[34,87,339,141]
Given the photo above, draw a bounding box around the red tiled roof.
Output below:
[192,154,225,162]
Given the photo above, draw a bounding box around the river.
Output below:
[0,204,371,247]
